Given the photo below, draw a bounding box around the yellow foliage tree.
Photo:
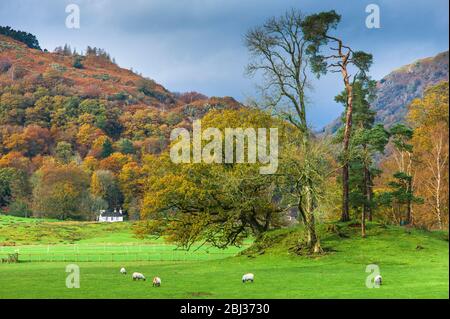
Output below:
[407,81,449,229]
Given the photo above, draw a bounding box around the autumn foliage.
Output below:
[0,33,240,219]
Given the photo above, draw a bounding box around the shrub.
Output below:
[0,58,12,73]
[108,91,128,101]
[72,56,83,69]
[82,84,102,98]
[50,63,67,72]
[93,73,110,81]
[11,65,28,79]
[7,200,32,218]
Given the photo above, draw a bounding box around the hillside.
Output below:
[0,31,243,220]
[0,34,240,109]
[322,51,449,134]
[0,33,241,148]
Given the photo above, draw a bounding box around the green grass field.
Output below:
[0,215,448,299]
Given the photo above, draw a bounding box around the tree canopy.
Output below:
[0,26,41,50]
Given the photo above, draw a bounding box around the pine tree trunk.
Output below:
[366,168,373,221]
[341,164,350,221]
[340,61,353,223]
[361,209,366,238]
[362,166,370,238]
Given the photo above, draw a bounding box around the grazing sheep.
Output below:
[374,275,382,286]
[152,276,161,287]
[242,273,254,283]
[120,267,127,275]
[132,272,146,281]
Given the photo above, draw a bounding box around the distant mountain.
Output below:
[321,51,449,135]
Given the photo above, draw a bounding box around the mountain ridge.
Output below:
[0,33,241,118]
[0,33,242,163]
[321,50,449,135]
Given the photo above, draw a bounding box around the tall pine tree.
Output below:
[335,79,389,236]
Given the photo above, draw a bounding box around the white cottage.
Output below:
[97,209,124,222]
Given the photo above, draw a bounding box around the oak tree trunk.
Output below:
[298,185,322,253]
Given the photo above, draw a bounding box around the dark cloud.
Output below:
[1,0,448,128]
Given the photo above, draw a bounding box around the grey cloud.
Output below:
[0,0,448,127]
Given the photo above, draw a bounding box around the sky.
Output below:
[0,0,448,129]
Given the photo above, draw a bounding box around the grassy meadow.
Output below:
[0,215,448,299]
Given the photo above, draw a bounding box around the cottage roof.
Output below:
[99,210,123,217]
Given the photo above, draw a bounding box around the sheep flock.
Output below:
[120,268,383,288]
[120,267,262,287]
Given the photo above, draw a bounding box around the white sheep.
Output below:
[120,267,127,275]
[242,273,254,283]
[374,275,382,286]
[152,276,161,287]
[132,272,146,281]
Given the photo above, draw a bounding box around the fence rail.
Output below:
[0,242,250,263]
[0,251,241,263]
